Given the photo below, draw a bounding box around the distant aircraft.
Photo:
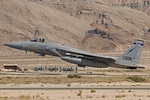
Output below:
[48,67,58,71]
[62,67,74,72]
[4,38,145,69]
[33,66,44,71]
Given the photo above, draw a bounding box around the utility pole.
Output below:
[34,27,39,38]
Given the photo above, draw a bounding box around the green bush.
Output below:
[67,84,71,86]
[127,76,146,82]
[115,94,126,98]
[67,74,82,78]
[90,89,96,93]
[77,90,82,96]
[102,95,105,98]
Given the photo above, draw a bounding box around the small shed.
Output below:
[3,64,21,71]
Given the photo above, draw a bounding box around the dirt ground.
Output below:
[0,83,150,100]
[0,51,149,100]
[0,89,150,100]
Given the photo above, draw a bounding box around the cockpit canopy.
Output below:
[30,38,45,42]
[30,38,60,44]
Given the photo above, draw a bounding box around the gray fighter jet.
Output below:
[4,38,145,69]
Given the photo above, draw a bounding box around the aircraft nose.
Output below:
[4,44,8,46]
[4,42,21,49]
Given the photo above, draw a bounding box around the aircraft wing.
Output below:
[55,47,117,64]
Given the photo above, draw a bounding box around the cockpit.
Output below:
[30,38,45,42]
[30,38,59,44]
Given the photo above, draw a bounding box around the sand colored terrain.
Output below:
[0,0,150,100]
[0,0,150,55]
[0,53,149,100]
[0,89,150,100]
[0,51,149,99]
[0,50,149,69]
[0,82,150,100]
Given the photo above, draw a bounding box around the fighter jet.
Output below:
[48,67,59,72]
[4,38,145,69]
[62,67,74,72]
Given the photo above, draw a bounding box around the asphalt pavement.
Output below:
[0,86,150,90]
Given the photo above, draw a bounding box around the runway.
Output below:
[0,86,150,90]
[0,71,149,77]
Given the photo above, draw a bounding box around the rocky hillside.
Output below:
[0,0,150,55]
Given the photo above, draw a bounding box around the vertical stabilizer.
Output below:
[115,39,144,66]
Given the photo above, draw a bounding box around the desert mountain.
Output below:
[0,0,150,55]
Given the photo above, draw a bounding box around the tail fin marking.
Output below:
[115,39,144,66]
